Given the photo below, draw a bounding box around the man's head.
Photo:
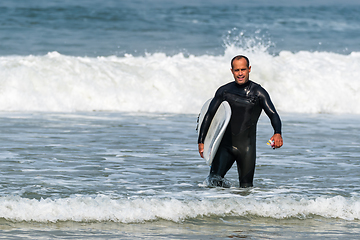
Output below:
[231,55,251,85]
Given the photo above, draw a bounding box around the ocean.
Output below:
[0,0,360,239]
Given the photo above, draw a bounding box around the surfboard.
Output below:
[197,98,231,166]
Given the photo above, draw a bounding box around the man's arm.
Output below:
[198,93,223,157]
[258,87,283,148]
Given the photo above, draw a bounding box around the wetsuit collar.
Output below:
[235,80,251,88]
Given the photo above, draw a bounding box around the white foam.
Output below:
[1,195,360,223]
[0,49,359,114]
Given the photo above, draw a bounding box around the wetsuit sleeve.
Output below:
[198,91,223,144]
[258,87,282,135]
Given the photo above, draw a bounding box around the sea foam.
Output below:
[1,195,360,223]
[0,49,359,114]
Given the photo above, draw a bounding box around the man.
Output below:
[198,55,283,188]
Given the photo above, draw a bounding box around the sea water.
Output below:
[0,0,360,239]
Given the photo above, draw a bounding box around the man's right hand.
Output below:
[198,143,204,158]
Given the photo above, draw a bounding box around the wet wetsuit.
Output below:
[198,80,282,188]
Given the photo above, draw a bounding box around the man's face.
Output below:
[231,58,251,85]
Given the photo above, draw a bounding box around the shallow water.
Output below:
[0,112,359,239]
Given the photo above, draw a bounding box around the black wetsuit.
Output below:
[198,80,282,188]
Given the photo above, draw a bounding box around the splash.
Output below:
[0,48,359,114]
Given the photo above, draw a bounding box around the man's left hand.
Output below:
[271,133,283,148]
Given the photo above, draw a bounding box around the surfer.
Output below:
[198,55,283,188]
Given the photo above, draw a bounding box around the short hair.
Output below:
[231,55,250,69]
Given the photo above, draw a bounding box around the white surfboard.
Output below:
[198,98,231,166]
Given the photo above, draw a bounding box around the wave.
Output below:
[1,194,360,223]
[0,48,359,114]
